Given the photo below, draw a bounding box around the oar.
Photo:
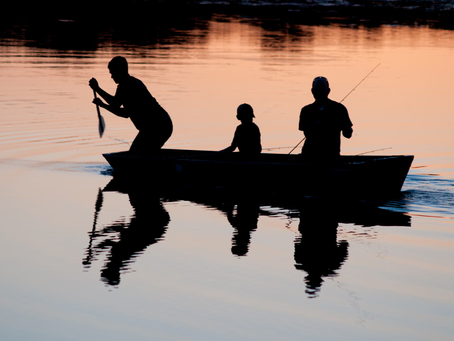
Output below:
[93,90,106,138]
[288,63,381,155]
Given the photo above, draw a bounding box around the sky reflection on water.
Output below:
[1,16,454,176]
[1,160,452,340]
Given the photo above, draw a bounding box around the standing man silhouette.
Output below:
[299,77,353,160]
[89,56,173,154]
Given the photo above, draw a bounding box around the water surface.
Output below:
[1,14,453,341]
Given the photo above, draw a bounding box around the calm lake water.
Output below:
[1,11,454,341]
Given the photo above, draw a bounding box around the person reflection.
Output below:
[226,199,260,257]
[294,200,349,298]
[84,188,170,286]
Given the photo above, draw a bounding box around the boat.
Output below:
[103,149,414,198]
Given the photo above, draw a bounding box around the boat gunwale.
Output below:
[103,149,414,167]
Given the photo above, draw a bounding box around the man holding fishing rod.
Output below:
[89,56,173,154]
[298,76,353,161]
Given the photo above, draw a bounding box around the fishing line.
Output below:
[288,63,381,155]
[106,135,131,146]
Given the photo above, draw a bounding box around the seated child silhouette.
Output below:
[220,103,262,157]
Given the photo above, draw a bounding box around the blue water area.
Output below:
[387,174,454,219]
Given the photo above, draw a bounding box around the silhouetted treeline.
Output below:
[2,0,454,42]
[2,0,193,23]
[3,0,454,28]
[0,1,210,51]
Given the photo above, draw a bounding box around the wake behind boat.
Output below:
[103,149,414,199]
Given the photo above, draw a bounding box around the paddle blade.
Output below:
[93,90,105,138]
[98,114,106,138]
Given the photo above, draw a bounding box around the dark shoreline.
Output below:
[2,0,454,30]
[2,0,454,53]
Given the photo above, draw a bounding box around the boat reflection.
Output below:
[84,178,410,294]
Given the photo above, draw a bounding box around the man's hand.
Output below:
[89,78,99,91]
[342,126,353,139]
[93,98,104,107]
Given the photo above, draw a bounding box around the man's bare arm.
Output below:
[89,78,128,118]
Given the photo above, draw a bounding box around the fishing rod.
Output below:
[288,63,381,155]
[356,147,391,155]
[339,63,381,103]
[262,146,293,151]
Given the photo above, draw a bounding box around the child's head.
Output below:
[236,103,254,121]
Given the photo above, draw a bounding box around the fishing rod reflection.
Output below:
[83,179,411,296]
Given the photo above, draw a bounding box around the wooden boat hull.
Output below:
[103,149,414,198]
